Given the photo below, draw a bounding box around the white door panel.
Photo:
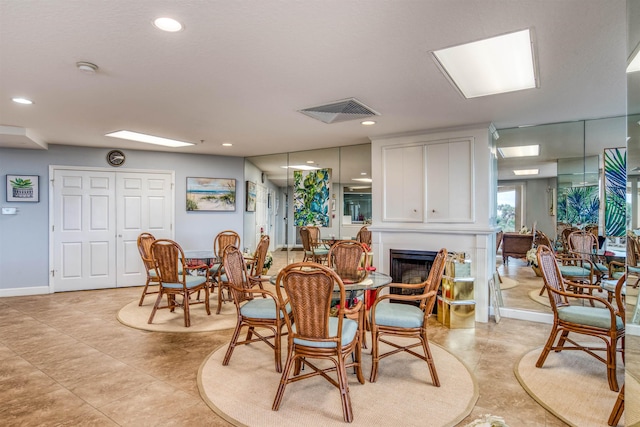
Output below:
[53,170,116,292]
[52,169,173,291]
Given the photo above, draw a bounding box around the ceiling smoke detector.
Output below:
[76,61,99,74]
[298,98,380,124]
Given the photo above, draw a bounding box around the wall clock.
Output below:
[106,150,125,167]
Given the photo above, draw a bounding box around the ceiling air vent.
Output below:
[298,98,380,124]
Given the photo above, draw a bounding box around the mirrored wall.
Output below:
[496,116,627,315]
[244,143,371,270]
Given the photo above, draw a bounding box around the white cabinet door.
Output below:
[426,138,474,222]
[52,170,116,292]
[116,173,173,287]
[382,145,424,222]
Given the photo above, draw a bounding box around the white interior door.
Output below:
[117,172,173,287]
[52,170,116,292]
[52,168,174,292]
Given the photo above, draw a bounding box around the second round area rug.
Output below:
[198,336,478,427]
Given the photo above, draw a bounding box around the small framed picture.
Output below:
[6,175,39,202]
[246,181,256,212]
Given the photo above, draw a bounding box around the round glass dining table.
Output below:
[269,270,391,291]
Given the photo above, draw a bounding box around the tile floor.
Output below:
[0,251,624,426]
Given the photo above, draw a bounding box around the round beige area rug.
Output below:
[198,336,478,427]
[117,294,237,332]
[498,277,518,290]
[515,346,624,427]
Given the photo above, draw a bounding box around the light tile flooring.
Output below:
[0,250,627,426]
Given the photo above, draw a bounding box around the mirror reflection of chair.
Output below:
[369,248,447,384]
[568,229,608,282]
[273,262,365,423]
[210,230,241,314]
[300,226,329,264]
[248,235,271,291]
[137,232,159,306]
[535,245,625,392]
[356,226,371,246]
[222,245,291,372]
[148,239,210,327]
[610,234,640,287]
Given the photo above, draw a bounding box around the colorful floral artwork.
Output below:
[604,147,626,237]
[557,185,599,226]
[293,168,331,226]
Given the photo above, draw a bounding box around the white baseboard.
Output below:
[0,286,51,298]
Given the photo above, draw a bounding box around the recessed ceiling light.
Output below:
[352,178,373,183]
[105,130,194,147]
[12,97,33,105]
[280,165,321,171]
[497,145,540,158]
[513,169,539,176]
[153,17,184,32]
[361,120,376,126]
[431,28,538,98]
[306,160,315,164]
[222,142,233,147]
[76,61,98,74]
[360,172,367,175]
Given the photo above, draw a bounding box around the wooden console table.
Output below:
[502,233,534,264]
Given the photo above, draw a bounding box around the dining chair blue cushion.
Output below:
[161,275,207,289]
[314,248,329,256]
[240,299,292,319]
[293,317,358,348]
[610,271,625,279]
[594,262,608,273]
[209,262,222,275]
[629,266,640,274]
[559,265,591,277]
[373,303,424,329]
[557,306,624,330]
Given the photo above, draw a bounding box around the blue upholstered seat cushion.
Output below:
[559,265,591,277]
[629,266,640,274]
[610,271,625,279]
[293,317,358,348]
[162,275,207,289]
[557,305,624,330]
[594,263,608,273]
[209,263,222,275]
[372,303,424,329]
[240,298,292,319]
[313,248,329,256]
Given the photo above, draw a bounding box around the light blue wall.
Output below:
[0,145,244,292]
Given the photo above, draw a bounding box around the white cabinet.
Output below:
[382,144,424,222]
[426,138,474,222]
[381,137,474,224]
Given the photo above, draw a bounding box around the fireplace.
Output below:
[389,249,437,305]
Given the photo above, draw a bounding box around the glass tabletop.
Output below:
[270,270,391,291]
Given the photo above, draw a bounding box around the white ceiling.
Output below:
[0,1,629,159]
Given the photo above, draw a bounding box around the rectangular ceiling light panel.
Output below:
[432,29,538,98]
[497,144,540,158]
[513,169,539,176]
[105,130,194,147]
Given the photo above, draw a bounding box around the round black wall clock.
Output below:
[106,150,126,167]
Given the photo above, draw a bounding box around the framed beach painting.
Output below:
[6,175,39,202]
[186,177,236,211]
[246,181,256,212]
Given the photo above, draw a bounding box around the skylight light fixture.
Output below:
[153,17,183,32]
[431,28,539,98]
[513,169,539,176]
[280,165,320,171]
[352,178,373,183]
[105,130,194,147]
[12,97,33,105]
[497,145,540,158]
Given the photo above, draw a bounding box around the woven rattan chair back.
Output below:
[137,232,159,305]
[421,248,447,312]
[496,230,503,254]
[250,235,270,277]
[328,240,367,283]
[299,227,313,254]
[536,245,570,310]
[278,262,342,341]
[214,230,240,259]
[628,235,639,267]
[223,245,254,305]
[561,227,578,252]
[151,239,184,284]
[356,226,372,246]
[535,230,553,249]
[306,226,322,247]
[568,230,597,261]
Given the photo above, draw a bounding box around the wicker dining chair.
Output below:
[209,230,241,314]
[137,232,159,306]
[222,245,291,372]
[369,248,447,385]
[610,234,640,287]
[248,235,271,291]
[272,262,365,423]
[148,239,210,327]
[535,245,625,392]
[356,226,372,246]
[300,226,329,264]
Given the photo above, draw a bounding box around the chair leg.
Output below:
[536,325,560,368]
[369,327,380,383]
[272,351,296,411]
[420,332,440,387]
[274,324,283,373]
[139,278,151,306]
[204,286,211,315]
[223,321,243,366]
[608,385,624,426]
[147,290,164,324]
[216,283,226,314]
[183,291,191,327]
[337,352,353,423]
[607,337,619,392]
